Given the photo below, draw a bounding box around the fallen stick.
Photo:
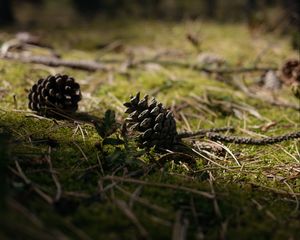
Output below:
[0,38,277,73]
[1,52,110,71]
[135,59,278,74]
[231,78,300,111]
[1,51,277,74]
[205,131,300,145]
[102,175,214,199]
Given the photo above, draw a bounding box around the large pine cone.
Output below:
[124,92,178,149]
[280,59,300,85]
[28,74,81,117]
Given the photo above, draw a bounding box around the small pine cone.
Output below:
[28,74,82,117]
[124,92,178,149]
[280,59,300,85]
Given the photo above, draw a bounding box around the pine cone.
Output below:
[28,74,81,117]
[124,92,178,149]
[280,59,300,85]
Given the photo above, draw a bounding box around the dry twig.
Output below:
[102,176,214,199]
[46,146,62,202]
[1,52,110,71]
[206,131,300,145]
[172,211,189,240]
[115,199,149,239]
[10,161,53,204]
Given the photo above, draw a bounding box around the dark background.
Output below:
[0,0,299,27]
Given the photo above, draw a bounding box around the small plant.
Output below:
[28,74,82,117]
[92,109,120,139]
[92,110,145,170]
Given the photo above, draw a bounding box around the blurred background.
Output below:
[1,0,299,50]
[0,0,299,28]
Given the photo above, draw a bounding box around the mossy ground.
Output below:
[0,19,299,240]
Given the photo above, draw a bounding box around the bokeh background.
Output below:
[1,0,299,51]
[0,0,299,25]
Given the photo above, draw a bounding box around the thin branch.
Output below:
[206,140,241,166]
[135,59,277,74]
[11,161,53,204]
[114,199,149,239]
[156,152,196,167]
[283,180,299,215]
[206,131,300,145]
[172,210,189,240]
[128,185,143,209]
[46,147,62,202]
[72,141,89,161]
[230,78,300,111]
[102,176,214,199]
[250,182,300,196]
[1,50,276,74]
[115,185,168,214]
[192,145,236,170]
[1,52,110,71]
[208,172,222,219]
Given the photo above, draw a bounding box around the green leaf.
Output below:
[93,110,120,138]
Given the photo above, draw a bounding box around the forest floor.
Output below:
[0,20,299,240]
